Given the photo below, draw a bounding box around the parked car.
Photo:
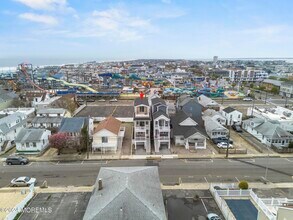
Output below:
[217,142,233,149]
[207,213,221,220]
[11,176,36,187]
[243,97,253,101]
[6,156,29,165]
[212,137,233,144]
[98,99,106,102]
[232,124,243,132]
[109,98,118,102]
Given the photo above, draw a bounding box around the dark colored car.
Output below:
[232,124,243,132]
[6,156,29,165]
[212,137,233,144]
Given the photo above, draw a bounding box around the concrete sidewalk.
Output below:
[1,182,292,193]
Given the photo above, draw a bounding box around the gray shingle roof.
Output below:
[37,108,66,115]
[153,110,169,120]
[83,167,166,220]
[15,128,47,142]
[255,121,292,138]
[171,111,206,138]
[59,117,86,133]
[134,98,149,106]
[31,116,63,124]
[204,116,227,132]
[0,112,27,135]
[151,97,166,106]
[197,95,219,107]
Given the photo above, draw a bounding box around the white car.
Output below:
[11,176,36,187]
[217,142,233,149]
[207,213,221,220]
[243,97,253,101]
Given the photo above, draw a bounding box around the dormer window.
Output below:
[139,106,145,112]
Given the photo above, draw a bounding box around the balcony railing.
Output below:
[154,125,169,130]
[154,136,170,140]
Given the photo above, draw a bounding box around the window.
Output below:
[146,121,148,125]
[26,143,29,147]
[139,121,145,127]
[33,142,36,147]
[238,115,240,118]
[102,137,108,143]
[139,106,144,112]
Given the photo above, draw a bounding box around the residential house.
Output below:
[83,167,166,220]
[197,95,220,111]
[0,108,35,118]
[247,106,293,132]
[0,112,27,152]
[222,107,242,126]
[180,98,205,127]
[25,91,50,107]
[203,109,226,125]
[261,79,282,92]
[151,97,170,152]
[15,128,51,154]
[0,88,18,111]
[59,117,94,147]
[176,94,191,110]
[171,110,207,150]
[280,81,293,98]
[31,117,63,129]
[242,118,293,148]
[36,108,68,117]
[203,116,228,139]
[92,116,125,153]
[133,97,151,153]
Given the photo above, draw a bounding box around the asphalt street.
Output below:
[1,158,292,187]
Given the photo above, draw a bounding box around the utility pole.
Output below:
[265,90,268,104]
[226,126,230,158]
[251,98,255,117]
[264,152,269,181]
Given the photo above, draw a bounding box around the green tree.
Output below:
[80,125,89,153]
[259,85,266,91]
[271,86,279,95]
[249,83,254,88]
[269,76,277,80]
[288,142,293,148]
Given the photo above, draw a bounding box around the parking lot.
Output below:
[20,192,91,220]
[163,189,223,220]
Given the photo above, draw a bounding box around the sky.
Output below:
[1,0,293,66]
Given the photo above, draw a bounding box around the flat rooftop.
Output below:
[76,106,134,118]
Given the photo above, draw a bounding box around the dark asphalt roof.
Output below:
[83,167,166,220]
[182,99,204,127]
[171,111,206,138]
[153,110,169,120]
[59,117,86,133]
[134,97,149,106]
[151,97,166,105]
[223,107,236,114]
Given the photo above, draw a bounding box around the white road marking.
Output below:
[204,177,209,183]
[201,199,208,213]
[216,176,222,178]
[188,176,193,178]
[81,160,84,164]
[284,158,293,162]
[184,159,213,163]
[228,159,255,163]
[235,177,240,182]
[244,176,250,178]
[27,162,34,166]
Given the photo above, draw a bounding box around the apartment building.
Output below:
[229,70,268,82]
[150,97,170,152]
[133,97,151,153]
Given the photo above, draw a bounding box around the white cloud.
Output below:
[15,0,73,12]
[19,13,58,25]
[86,8,155,41]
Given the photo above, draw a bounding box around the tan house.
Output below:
[92,116,125,153]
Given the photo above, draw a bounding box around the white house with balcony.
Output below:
[133,97,151,153]
[171,110,207,150]
[92,116,125,153]
[0,112,27,152]
[151,97,170,152]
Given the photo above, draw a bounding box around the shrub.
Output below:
[288,142,293,149]
[238,180,249,189]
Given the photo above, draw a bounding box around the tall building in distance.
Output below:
[213,56,218,64]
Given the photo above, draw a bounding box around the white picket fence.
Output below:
[5,184,35,220]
